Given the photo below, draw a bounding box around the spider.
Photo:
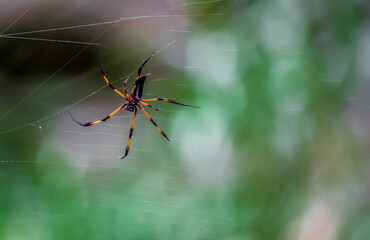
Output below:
[68,53,199,159]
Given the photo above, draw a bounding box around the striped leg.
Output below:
[130,52,155,96]
[138,105,170,141]
[123,73,133,98]
[68,103,126,127]
[120,107,137,159]
[141,98,200,108]
[98,56,128,100]
[139,101,161,111]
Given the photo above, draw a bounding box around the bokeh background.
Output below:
[1,0,370,239]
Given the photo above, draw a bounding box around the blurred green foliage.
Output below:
[1,0,370,239]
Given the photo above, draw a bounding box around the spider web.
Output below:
[2,1,366,239]
[0,0,239,239]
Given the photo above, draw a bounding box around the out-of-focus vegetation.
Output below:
[1,0,370,239]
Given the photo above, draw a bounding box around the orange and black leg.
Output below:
[138,105,170,141]
[142,98,200,108]
[98,56,128,100]
[123,73,133,98]
[68,103,127,127]
[130,52,155,96]
[120,107,137,159]
[139,101,161,111]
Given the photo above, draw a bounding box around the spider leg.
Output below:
[119,107,137,159]
[69,103,127,127]
[98,55,128,100]
[141,98,200,108]
[123,73,133,98]
[138,105,170,141]
[130,52,155,96]
[139,101,162,111]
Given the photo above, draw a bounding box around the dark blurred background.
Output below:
[1,0,370,239]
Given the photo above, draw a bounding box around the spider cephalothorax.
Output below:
[69,52,199,159]
[126,99,136,112]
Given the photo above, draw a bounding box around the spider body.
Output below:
[69,53,199,159]
[126,99,137,112]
